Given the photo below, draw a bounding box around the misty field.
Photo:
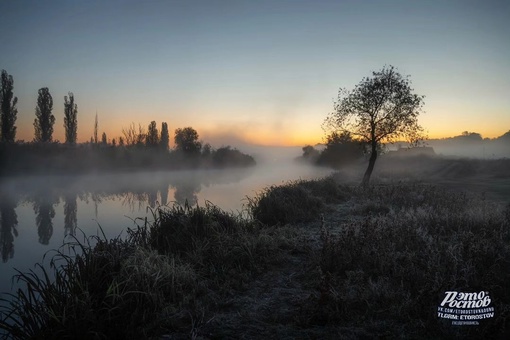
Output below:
[1,173,510,339]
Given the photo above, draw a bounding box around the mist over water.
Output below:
[0,157,333,295]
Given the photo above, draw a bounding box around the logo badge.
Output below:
[437,291,495,326]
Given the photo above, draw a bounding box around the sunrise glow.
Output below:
[1,0,509,147]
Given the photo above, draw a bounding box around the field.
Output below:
[1,158,510,339]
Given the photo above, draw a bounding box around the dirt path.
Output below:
[194,204,357,339]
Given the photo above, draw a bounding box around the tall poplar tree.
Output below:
[63,92,78,144]
[0,70,18,142]
[146,121,159,147]
[160,122,169,150]
[94,112,98,144]
[34,87,55,143]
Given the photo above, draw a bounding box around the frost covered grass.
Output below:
[246,177,350,226]
[311,183,510,339]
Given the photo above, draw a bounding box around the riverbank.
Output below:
[0,142,256,177]
[1,176,509,339]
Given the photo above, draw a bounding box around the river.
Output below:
[0,160,333,296]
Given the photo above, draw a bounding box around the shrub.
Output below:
[247,181,325,226]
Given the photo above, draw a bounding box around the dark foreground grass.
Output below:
[1,176,509,339]
[312,183,510,339]
[0,202,298,339]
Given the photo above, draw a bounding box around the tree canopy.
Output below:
[174,127,202,155]
[324,65,425,186]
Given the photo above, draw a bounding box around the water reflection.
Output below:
[0,168,257,262]
[0,164,335,297]
[0,197,18,262]
[64,193,77,238]
[174,178,200,206]
[0,164,333,266]
[33,194,56,245]
[160,181,168,206]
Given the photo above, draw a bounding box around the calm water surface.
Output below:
[0,161,333,295]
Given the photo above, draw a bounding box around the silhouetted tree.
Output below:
[146,121,159,148]
[102,132,107,145]
[160,122,169,150]
[119,136,125,146]
[316,132,363,168]
[0,197,18,262]
[174,127,202,155]
[64,193,77,237]
[122,123,137,146]
[212,146,255,168]
[1,70,18,142]
[324,65,425,186]
[94,113,98,144]
[301,145,319,162]
[136,124,146,146]
[112,138,116,147]
[122,122,146,147]
[459,131,483,142]
[202,143,212,157]
[63,92,78,145]
[34,87,55,143]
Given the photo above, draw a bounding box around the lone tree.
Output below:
[324,65,425,186]
[0,70,18,142]
[63,92,78,145]
[174,127,202,155]
[34,87,55,143]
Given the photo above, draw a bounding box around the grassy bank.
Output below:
[1,177,509,339]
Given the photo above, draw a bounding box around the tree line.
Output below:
[0,69,255,174]
[0,69,247,154]
[0,70,77,144]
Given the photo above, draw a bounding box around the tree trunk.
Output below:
[362,141,378,187]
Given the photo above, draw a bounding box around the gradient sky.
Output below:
[1,0,509,147]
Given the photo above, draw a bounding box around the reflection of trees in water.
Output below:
[0,197,18,262]
[121,191,149,212]
[33,195,57,245]
[1,168,252,249]
[160,183,169,206]
[173,179,201,206]
[91,193,103,219]
[121,184,168,211]
[148,189,158,209]
[64,193,77,237]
